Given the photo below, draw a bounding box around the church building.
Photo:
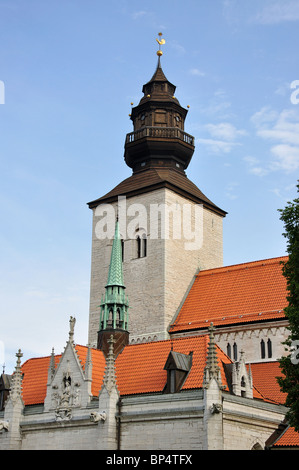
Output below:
[0,35,297,451]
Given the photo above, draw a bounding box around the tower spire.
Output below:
[106,219,124,288]
[124,32,194,174]
[97,218,129,357]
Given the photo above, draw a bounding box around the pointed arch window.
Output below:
[260,339,265,359]
[233,342,238,361]
[135,230,147,258]
[108,308,113,327]
[121,239,124,262]
[227,343,231,359]
[267,339,272,358]
[136,235,141,258]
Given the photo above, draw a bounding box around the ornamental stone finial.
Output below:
[69,316,76,343]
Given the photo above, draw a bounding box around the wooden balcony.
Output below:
[126,126,194,146]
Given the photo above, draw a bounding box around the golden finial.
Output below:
[156,32,165,57]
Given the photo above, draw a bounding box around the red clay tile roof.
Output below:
[273,426,299,447]
[20,335,268,406]
[169,256,288,334]
[250,361,287,405]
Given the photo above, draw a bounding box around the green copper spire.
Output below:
[98,218,129,332]
[106,219,124,287]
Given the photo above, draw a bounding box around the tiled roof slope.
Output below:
[21,346,106,406]
[169,256,288,334]
[272,426,299,447]
[20,335,266,406]
[250,362,287,405]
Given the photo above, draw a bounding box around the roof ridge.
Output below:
[124,333,210,349]
[196,255,288,277]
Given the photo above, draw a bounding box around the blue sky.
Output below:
[1,0,298,373]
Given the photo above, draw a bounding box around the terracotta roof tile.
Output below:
[19,337,282,406]
[273,426,299,447]
[170,256,288,333]
[250,361,287,405]
[20,336,237,405]
[21,355,61,406]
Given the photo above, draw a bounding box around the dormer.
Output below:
[163,350,192,394]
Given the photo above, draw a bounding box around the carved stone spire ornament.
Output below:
[203,323,225,389]
[69,316,76,343]
[102,335,118,395]
[47,347,55,384]
[9,350,23,403]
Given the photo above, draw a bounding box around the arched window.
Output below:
[142,234,147,257]
[136,235,141,258]
[233,342,238,361]
[227,343,231,359]
[267,339,272,358]
[116,308,121,327]
[260,339,265,359]
[121,239,124,262]
[108,308,113,327]
[135,231,147,258]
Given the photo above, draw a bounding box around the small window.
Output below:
[261,339,266,358]
[108,308,113,327]
[135,231,147,258]
[267,339,272,358]
[121,239,124,262]
[227,343,231,359]
[233,342,238,361]
[136,236,141,258]
[142,234,147,257]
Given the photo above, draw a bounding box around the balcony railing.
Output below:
[126,126,194,146]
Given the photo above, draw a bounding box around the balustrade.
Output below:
[126,126,194,146]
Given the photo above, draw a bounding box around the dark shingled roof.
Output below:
[87,167,227,217]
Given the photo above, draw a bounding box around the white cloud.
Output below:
[169,40,186,56]
[243,156,269,177]
[189,68,205,77]
[197,138,240,154]
[250,106,279,127]
[255,0,299,24]
[197,122,246,154]
[205,122,247,141]
[132,11,148,20]
[250,107,299,174]
[256,109,299,146]
[270,144,299,172]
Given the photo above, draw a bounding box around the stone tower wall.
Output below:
[88,187,223,347]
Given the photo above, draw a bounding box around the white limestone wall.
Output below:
[119,390,205,450]
[215,323,289,363]
[222,394,287,450]
[0,389,287,450]
[88,188,224,346]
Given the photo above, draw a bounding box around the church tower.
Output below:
[88,35,227,347]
